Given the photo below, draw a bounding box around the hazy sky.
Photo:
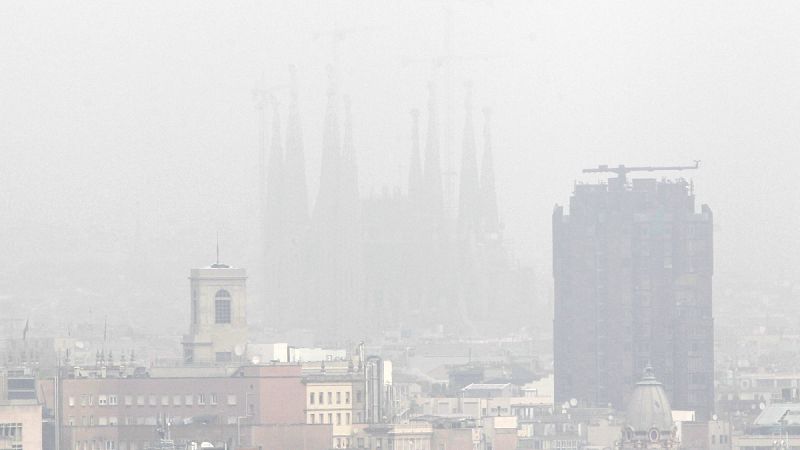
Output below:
[2,1,800,320]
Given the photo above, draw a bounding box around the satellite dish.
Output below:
[569,398,578,407]
[75,341,85,349]
[562,402,570,409]
[234,345,244,357]
[712,414,718,421]
[759,402,766,410]
[251,356,261,365]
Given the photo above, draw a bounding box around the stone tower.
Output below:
[182,261,248,364]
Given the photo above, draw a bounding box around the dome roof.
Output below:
[625,366,674,436]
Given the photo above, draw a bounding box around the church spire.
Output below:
[480,107,499,236]
[457,82,480,236]
[314,65,342,222]
[284,64,309,227]
[342,96,357,181]
[265,94,284,235]
[423,82,444,227]
[408,108,423,204]
[340,95,360,214]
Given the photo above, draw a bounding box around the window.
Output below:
[337,413,341,425]
[69,396,75,407]
[346,413,351,425]
[98,417,108,426]
[161,396,169,406]
[106,441,116,450]
[328,392,332,404]
[227,394,237,406]
[198,394,206,405]
[0,423,22,441]
[148,396,156,406]
[309,414,315,424]
[310,392,315,405]
[328,413,332,424]
[69,416,75,426]
[136,396,145,406]
[173,395,182,406]
[185,395,193,406]
[337,392,341,404]
[109,395,118,406]
[345,392,350,404]
[184,347,194,364]
[210,394,218,405]
[98,395,108,406]
[81,395,88,406]
[356,391,362,403]
[318,413,323,423]
[124,396,132,406]
[214,290,232,324]
[319,392,325,404]
[215,352,232,362]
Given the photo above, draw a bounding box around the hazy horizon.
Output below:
[3,0,800,333]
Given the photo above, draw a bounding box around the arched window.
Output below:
[214,290,232,324]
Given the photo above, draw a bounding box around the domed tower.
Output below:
[619,367,678,449]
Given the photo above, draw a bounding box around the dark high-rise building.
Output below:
[553,167,714,419]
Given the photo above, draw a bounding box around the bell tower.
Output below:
[181,260,248,365]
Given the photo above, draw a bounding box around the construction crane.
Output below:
[582,161,700,184]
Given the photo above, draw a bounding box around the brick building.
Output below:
[40,365,330,450]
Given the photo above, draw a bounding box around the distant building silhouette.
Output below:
[553,169,714,419]
[259,70,534,340]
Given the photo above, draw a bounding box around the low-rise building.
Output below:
[39,364,328,450]
[0,400,42,450]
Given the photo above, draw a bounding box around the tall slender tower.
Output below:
[421,82,448,320]
[479,107,499,239]
[282,65,310,329]
[422,82,444,236]
[339,95,365,331]
[284,65,310,229]
[408,108,423,209]
[457,83,481,238]
[553,168,714,419]
[263,96,286,327]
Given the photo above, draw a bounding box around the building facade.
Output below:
[553,171,714,418]
[0,401,42,450]
[40,365,322,450]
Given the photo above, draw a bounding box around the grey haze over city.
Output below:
[2,1,799,333]
[2,2,800,449]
